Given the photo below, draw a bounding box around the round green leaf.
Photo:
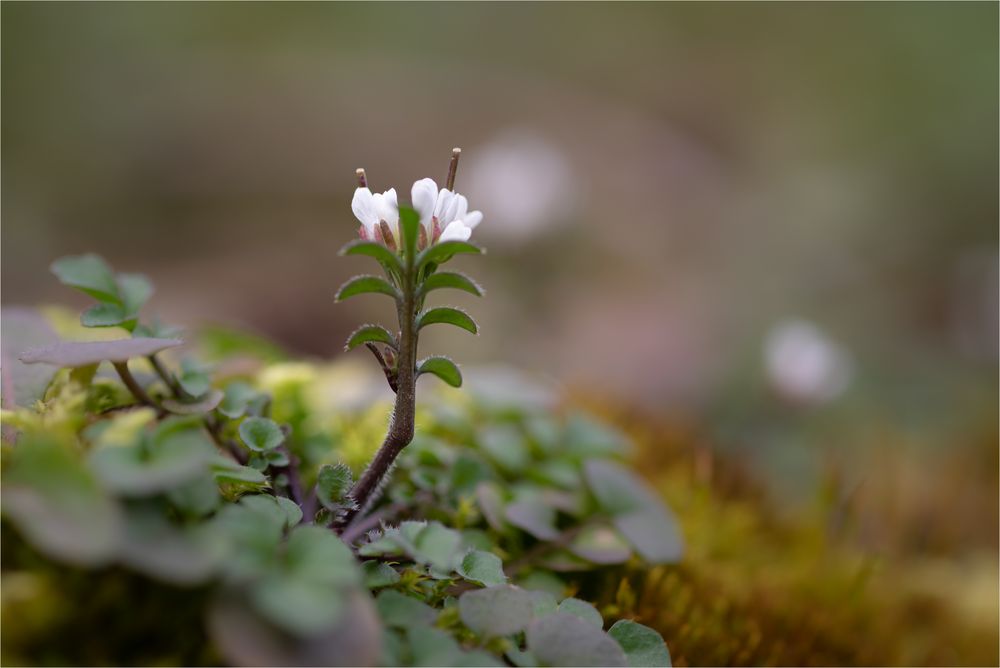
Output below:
[1,437,121,566]
[458,585,535,637]
[345,324,397,351]
[457,550,508,587]
[583,460,683,563]
[335,274,401,302]
[419,271,484,298]
[527,612,628,667]
[414,521,463,572]
[117,273,154,313]
[417,356,463,387]
[218,381,258,419]
[569,524,632,565]
[505,499,559,540]
[362,560,400,589]
[558,598,603,629]
[89,426,216,495]
[239,417,284,452]
[417,307,478,335]
[376,590,438,629]
[608,620,672,667]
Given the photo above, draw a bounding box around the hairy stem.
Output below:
[342,255,418,527]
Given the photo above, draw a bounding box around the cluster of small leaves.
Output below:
[1,254,676,666]
[338,206,484,390]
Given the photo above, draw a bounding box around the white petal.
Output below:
[411,178,439,228]
[453,194,468,221]
[351,187,378,234]
[438,221,472,243]
[373,188,399,224]
[434,189,453,221]
[443,192,462,223]
[463,210,483,229]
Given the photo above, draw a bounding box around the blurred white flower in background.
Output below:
[463,129,578,244]
[764,319,853,405]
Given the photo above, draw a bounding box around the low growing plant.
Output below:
[1,149,682,667]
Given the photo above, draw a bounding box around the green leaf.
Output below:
[345,324,397,351]
[583,460,684,563]
[339,239,404,274]
[419,271,484,298]
[118,273,154,314]
[162,388,224,415]
[118,507,221,585]
[558,598,603,629]
[1,436,121,566]
[413,522,463,572]
[335,275,401,302]
[168,474,221,517]
[211,457,269,486]
[376,590,438,629]
[218,381,258,419]
[81,302,131,328]
[89,421,217,495]
[250,572,346,636]
[317,463,354,511]
[527,613,628,667]
[505,499,559,540]
[398,205,420,260]
[569,524,632,565]
[239,417,284,452]
[417,307,478,335]
[362,560,400,588]
[417,241,483,269]
[417,356,462,387]
[479,424,530,474]
[51,254,121,303]
[19,337,183,367]
[177,358,212,398]
[457,550,508,587]
[608,620,672,667]
[458,585,535,637]
[275,497,303,527]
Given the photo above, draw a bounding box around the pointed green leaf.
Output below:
[51,254,121,303]
[335,275,401,302]
[417,307,478,335]
[239,417,284,452]
[608,620,672,667]
[345,324,397,351]
[420,271,484,298]
[339,239,404,274]
[317,463,354,511]
[398,205,420,260]
[417,356,462,387]
[417,241,483,269]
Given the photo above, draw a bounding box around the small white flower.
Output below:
[411,178,483,246]
[764,319,853,404]
[352,187,400,246]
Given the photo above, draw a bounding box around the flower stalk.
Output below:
[339,148,484,529]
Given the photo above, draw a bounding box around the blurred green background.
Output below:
[2,2,997,656]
